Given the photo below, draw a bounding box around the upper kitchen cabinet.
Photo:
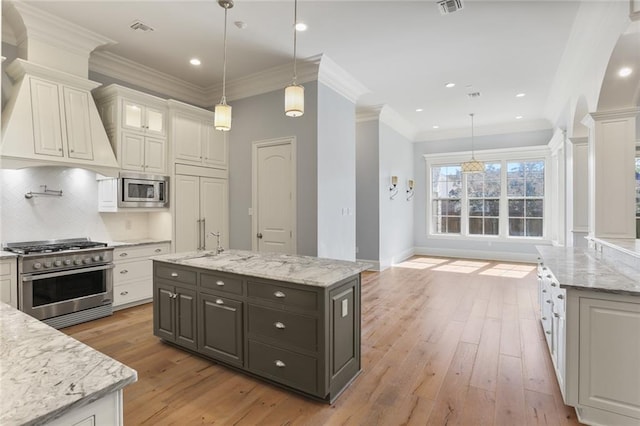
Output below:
[168,100,228,170]
[93,84,168,174]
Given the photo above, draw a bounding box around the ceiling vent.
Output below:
[129,20,154,32]
[467,91,481,99]
[437,0,464,15]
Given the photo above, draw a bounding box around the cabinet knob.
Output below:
[215,299,224,305]
[274,291,286,298]
[274,360,286,368]
[542,316,547,321]
[551,282,557,287]
[120,291,129,296]
[545,330,551,335]
[70,149,75,153]
[171,293,178,299]
[120,269,128,274]
[119,253,128,257]
[542,289,547,293]
[553,313,560,318]
[546,274,551,278]
[274,322,286,329]
[58,148,63,152]
[171,272,179,277]
[546,300,552,304]
[557,294,564,300]
[155,248,162,253]
[216,280,225,286]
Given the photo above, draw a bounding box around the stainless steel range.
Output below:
[4,238,114,329]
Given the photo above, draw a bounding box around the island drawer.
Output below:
[248,340,317,395]
[201,273,243,295]
[155,264,197,286]
[247,304,317,352]
[247,281,318,311]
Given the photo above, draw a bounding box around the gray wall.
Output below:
[413,129,552,261]
[228,82,318,256]
[355,120,380,262]
[317,83,356,261]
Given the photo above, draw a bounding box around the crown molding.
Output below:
[379,105,417,141]
[568,136,588,146]
[587,106,640,123]
[9,1,115,58]
[415,118,552,142]
[89,51,210,107]
[547,127,566,153]
[356,105,383,123]
[317,54,370,104]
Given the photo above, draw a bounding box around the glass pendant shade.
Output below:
[285,84,304,117]
[461,159,485,173]
[214,103,232,131]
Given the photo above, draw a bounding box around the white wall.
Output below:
[0,166,164,243]
[227,83,318,256]
[317,83,356,261]
[355,119,379,263]
[379,122,414,269]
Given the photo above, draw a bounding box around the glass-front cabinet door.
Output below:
[122,100,166,137]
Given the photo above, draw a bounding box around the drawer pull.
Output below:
[154,248,162,253]
[551,282,557,287]
[171,272,179,277]
[120,269,128,274]
[275,360,286,368]
[542,289,547,293]
[215,299,224,305]
[120,291,129,296]
[274,291,286,298]
[119,253,128,257]
[274,322,286,329]
[546,300,552,304]
[545,330,551,335]
[554,313,560,318]
[216,280,225,286]
[542,316,547,321]
[557,294,564,300]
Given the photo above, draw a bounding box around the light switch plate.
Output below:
[341,299,348,317]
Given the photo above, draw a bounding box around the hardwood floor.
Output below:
[63,257,582,425]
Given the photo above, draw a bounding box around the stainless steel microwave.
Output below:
[118,172,169,208]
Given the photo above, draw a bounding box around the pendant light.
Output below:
[461,113,484,173]
[215,0,233,131]
[285,0,304,117]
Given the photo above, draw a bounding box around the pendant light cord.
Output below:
[221,5,229,104]
[293,0,298,84]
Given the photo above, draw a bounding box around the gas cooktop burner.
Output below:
[4,238,107,255]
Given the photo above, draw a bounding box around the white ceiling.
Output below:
[1,1,599,139]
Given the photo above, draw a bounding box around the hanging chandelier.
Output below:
[284,0,304,117]
[461,113,484,173]
[214,0,233,131]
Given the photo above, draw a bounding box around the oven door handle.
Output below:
[22,264,115,282]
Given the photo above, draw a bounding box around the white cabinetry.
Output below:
[174,169,228,253]
[93,85,168,174]
[113,243,170,309]
[46,390,123,426]
[0,258,18,308]
[168,100,227,169]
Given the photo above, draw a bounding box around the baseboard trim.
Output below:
[413,246,539,263]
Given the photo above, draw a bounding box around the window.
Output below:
[426,151,547,240]
[507,160,544,237]
[468,163,501,235]
[432,165,462,234]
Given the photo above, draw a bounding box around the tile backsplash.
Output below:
[0,166,153,243]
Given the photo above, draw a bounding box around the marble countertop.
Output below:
[107,239,171,248]
[0,303,137,426]
[590,237,640,259]
[152,249,371,288]
[536,246,640,296]
[0,250,18,260]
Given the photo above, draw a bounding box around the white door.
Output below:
[175,174,201,252]
[30,77,64,157]
[200,177,229,250]
[252,139,296,254]
[173,113,202,164]
[120,132,145,171]
[144,137,166,174]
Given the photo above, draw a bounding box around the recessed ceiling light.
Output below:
[295,22,307,31]
[515,115,523,119]
[618,67,632,77]
[190,58,201,66]
[432,125,440,129]
[445,82,455,88]
[416,108,423,112]
[516,93,526,98]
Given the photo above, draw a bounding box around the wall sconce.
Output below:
[406,179,415,201]
[389,175,398,200]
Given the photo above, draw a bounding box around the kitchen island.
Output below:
[536,245,640,426]
[0,302,137,426]
[151,250,369,403]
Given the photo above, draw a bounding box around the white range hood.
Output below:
[1,1,119,176]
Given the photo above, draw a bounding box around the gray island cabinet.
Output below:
[151,250,368,402]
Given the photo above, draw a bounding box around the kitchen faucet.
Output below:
[208,231,224,254]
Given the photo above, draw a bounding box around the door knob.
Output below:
[257,233,263,239]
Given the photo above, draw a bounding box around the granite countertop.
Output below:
[0,250,18,260]
[152,249,370,288]
[107,239,171,248]
[536,246,640,296]
[0,303,137,426]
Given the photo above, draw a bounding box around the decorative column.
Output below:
[582,107,639,239]
[566,136,589,246]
